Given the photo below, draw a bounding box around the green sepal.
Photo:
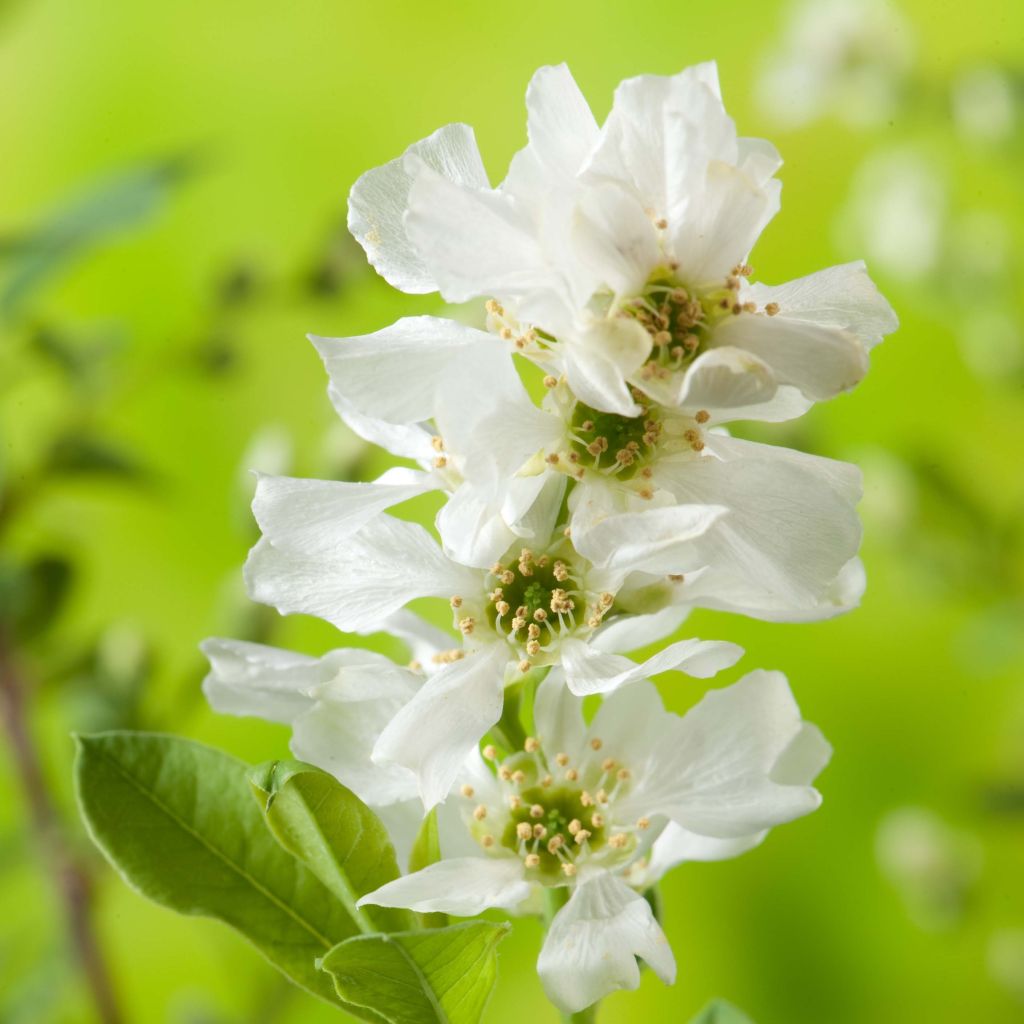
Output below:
[408,807,448,929]
[318,921,510,1024]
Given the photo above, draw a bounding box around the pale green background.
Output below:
[1,0,1022,1021]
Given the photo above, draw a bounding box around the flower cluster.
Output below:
[204,62,895,1015]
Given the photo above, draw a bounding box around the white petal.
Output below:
[245,514,477,634]
[436,483,519,570]
[380,610,454,669]
[533,672,586,758]
[329,390,435,463]
[640,821,766,885]
[537,873,675,1014]
[744,261,898,352]
[312,315,509,428]
[405,164,561,306]
[358,856,530,916]
[772,722,833,785]
[348,123,488,293]
[671,161,780,285]
[711,311,868,402]
[250,473,432,553]
[591,605,691,654]
[582,680,675,769]
[521,63,598,179]
[618,670,822,837]
[373,643,509,809]
[571,183,661,297]
[561,636,742,697]
[562,317,652,416]
[673,346,779,412]
[572,502,727,575]
[200,638,319,722]
[656,442,862,618]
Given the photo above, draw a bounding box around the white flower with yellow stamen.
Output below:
[313,318,865,621]
[243,496,741,807]
[346,61,896,418]
[358,669,830,1015]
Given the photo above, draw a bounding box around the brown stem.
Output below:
[0,630,123,1024]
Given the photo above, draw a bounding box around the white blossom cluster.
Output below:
[203,62,896,1014]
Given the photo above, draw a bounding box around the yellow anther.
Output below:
[483,745,497,760]
[529,804,545,819]
[408,659,423,672]
[495,600,510,616]
[499,766,512,781]
[574,829,592,845]
[449,595,462,608]
[524,737,540,753]
[617,768,631,781]
[526,640,541,656]
[765,302,780,316]
[636,817,650,830]
[668,574,684,583]
[543,375,558,388]
[433,456,448,468]
[568,819,581,835]
[608,833,628,849]
[518,660,531,673]
[481,834,495,848]
[580,792,594,808]
[562,862,577,877]
[500,570,515,585]
[473,805,488,821]
[533,608,548,622]
[565,768,579,782]
[548,835,564,853]
[590,738,603,751]
[460,784,475,798]
[533,824,547,839]
[541,774,553,788]
[458,617,475,635]
[591,813,605,828]
[596,789,609,804]
[555,753,570,767]
[524,853,541,868]
[517,822,533,840]
[512,770,526,785]
[509,795,522,809]
[601,758,616,772]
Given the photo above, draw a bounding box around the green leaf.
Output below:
[319,921,509,1024]
[0,555,73,641]
[2,155,196,314]
[248,759,415,934]
[407,807,448,929]
[73,732,380,1018]
[689,999,756,1024]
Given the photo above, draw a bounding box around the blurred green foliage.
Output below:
[0,0,1022,1022]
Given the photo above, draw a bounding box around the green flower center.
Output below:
[567,400,661,481]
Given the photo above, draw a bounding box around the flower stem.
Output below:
[562,1007,598,1024]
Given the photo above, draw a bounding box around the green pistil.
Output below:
[568,400,660,481]
[501,785,606,883]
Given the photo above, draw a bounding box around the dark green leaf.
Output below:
[47,434,149,481]
[319,921,509,1024]
[249,760,415,934]
[689,999,756,1024]
[73,732,381,1018]
[0,555,73,640]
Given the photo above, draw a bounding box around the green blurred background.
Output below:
[1,0,1022,1020]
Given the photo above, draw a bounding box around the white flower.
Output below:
[347,61,895,418]
[243,488,742,808]
[313,316,866,620]
[358,669,830,1014]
